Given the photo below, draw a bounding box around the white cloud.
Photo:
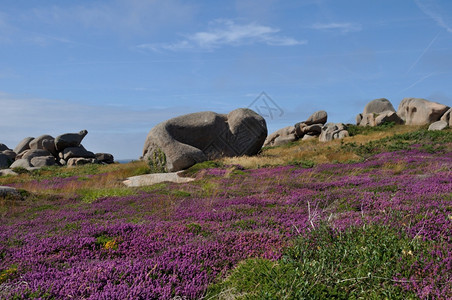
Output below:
[138,19,306,51]
[414,0,452,33]
[0,92,192,159]
[310,22,362,33]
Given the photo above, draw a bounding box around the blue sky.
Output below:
[1,0,451,159]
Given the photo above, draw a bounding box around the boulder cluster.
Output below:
[356,97,450,130]
[0,130,114,173]
[264,110,349,146]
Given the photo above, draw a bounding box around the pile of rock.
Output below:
[0,130,114,172]
[356,98,450,130]
[264,110,350,146]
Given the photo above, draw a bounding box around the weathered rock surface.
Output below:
[63,145,95,160]
[30,135,58,157]
[0,154,11,169]
[359,111,403,127]
[30,156,56,167]
[0,186,20,198]
[14,137,34,155]
[357,98,401,127]
[10,159,33,169]
[123,171,195,187]
[55,130,88,151]
[397,98,449,125]
[363,98,396,115]
[67,157,97,167]
[95,153,115,164]
[319,123,349,142]
[22,149,52,161]
[2,150,16,161]
[428,120,448,131]
[0,169,18,176]
[440,108,452,127]
[143,108,267,172]
[264,126,297,147]
[0,144,10,152]
[304,110,328,125]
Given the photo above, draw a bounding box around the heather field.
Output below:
[0,128,451,299]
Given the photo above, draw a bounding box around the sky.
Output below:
[1,0,452,160]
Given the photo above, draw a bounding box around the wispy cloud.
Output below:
[310,22,362,33]
[415,0,452,33]
[405,32,440,74]
[137,19,306,52]
[0,92,192,159]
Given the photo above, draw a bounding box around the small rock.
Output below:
[123,171,195,187]
[67,157,97,167]
[95,153,114,164]
[0,186,20,198]
[428,120,448,131]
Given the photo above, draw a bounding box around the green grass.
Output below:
[206,223,421,299]
[78,188,137,203]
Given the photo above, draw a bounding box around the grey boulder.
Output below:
[14,137,34,155]
[359,111,403,127]
[428,120,448,131]
[63,145,96,160]
[0,186,20,198]
[0,154,11,169]
[304,110,328,125]
[95,153,114,164]
[22,149,52,161]
[29,135,57,157]
[397,98,449,125]
[363,98,396,115]
[2,150,16,161]
[319,123,349,142]
[264,126,297,147]
[0,144,10,151]
[30,156,56,167]
[55,130,88,151]
[142,108,267,172]
[10,159,33,169]
[67,157,97,167]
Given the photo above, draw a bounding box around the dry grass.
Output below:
[221,125,424,169]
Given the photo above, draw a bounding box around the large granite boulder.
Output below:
[63,145,96,160]
[363,98,396,115]
[55,130,88,151]
[29,135,58,157]
[14,137,34,155]
[397,98,449,125]
[357,98,401,126]
[319,123,349,142]
[22,149,52,161]
[142,108,267,172]
[264,126,297,147]
[304,110,328,125]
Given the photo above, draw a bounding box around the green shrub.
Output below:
[147,148,167,173]
[206,224,419,299]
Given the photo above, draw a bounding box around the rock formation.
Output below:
[397,98,449,125]
[0,130,114,173]
[357,98,403,127]
[142,108,267,172]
